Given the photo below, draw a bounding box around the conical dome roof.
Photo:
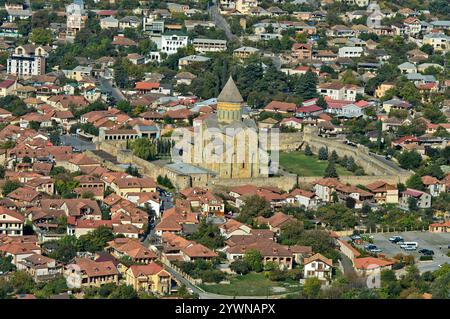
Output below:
[217,76,243,103]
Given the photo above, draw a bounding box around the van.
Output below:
[400,242,418,250]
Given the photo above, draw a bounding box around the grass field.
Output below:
[198,273,301,296]
[279,151,355,177]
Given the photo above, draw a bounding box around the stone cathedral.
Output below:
[185,76,270,179]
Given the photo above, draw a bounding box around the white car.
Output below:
[401,242,418,250]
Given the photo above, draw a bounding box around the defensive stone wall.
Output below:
[94,142,165,179]
[209,174,298,192]
[278,127,412,177]
[297,174,410,187]
[92,131,412,193]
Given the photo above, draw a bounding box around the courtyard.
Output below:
[198,273,302,297]
[279,151,356,176]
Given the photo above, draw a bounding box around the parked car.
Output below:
[389,236,403,243]
[364,244,381,252]
[401,242,418,250]
[418,249,434,255]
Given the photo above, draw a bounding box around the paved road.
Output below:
[160,191,174,212]
[209,0,239,43]
[369,152,407,173]
[164,262,293,299]
[339,251,357,277]
[60,135,96,152]
[98,77,126,102]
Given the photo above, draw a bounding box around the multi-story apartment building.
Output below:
[158,34,189,55]
[334,0,369,6]
[317,83,364,101]
[403,17,421,36]
[338,46,364,58]
[7,45,48,78]
[66,0,87,38]
[192,38,227,53]
[143,18,165,34]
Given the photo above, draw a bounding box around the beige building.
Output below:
[236,0,258,14]
[183,77,269,179]
[65,258,119,288]
[365,181,399,204]
[125,263,172,294]
[0,79,17,97]
[423,33,449,52]
[17,254,62,282]
[111,177,157,197]
[375,82,395,99]
[193,38,227,53]
[100,16,119,29]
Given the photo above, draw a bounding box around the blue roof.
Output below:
[165,162,213,175]
[137,125,159,132]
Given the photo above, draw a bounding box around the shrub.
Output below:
[200,270,226,283]
[230,260,250,275]
[304,145,313,156]
[318,147,328,160]
[288,268,303,280]
[392,262,404,270]
[268,269,287,281]
[419,255,433,261]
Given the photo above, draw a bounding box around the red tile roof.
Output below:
[135,82,160,90]
[354,257,394,270]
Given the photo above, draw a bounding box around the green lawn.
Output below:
[199,273,301,296]
[279,152,355,177]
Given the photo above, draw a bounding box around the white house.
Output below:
[317,83,364,101]
[303,253,333,282]
[421,176,446,197]
[286,188,317,209]
[398,62,417,74]
[218,219,252,239]
[313,178,342,203]
[0,208,24,236]
[338,46,364,58]
[327,103,364,118]
[158,34,189,55]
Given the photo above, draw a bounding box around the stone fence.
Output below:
[297,174,411,186]
[276,127,412,178]
[209,174,298,192]
[90,129,412,193]
[93,142,166,180]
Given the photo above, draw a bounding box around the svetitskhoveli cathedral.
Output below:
[180,76,272,179]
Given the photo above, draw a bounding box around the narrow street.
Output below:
[98,77,126,102]
[208,0,239,43]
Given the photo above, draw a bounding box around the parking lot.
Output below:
[353,231,450,273]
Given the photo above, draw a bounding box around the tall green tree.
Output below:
[243,249,263,272]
